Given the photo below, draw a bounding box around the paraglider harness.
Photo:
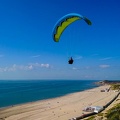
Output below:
[68,57,74,64]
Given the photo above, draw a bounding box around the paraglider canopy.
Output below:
[52,13,92,42]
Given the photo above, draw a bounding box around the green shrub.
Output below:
[106,103,120,120]
[111,84,120,90]
[97,113,104,116]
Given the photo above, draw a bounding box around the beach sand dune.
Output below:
[0,85,118,120]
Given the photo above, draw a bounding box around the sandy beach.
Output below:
[0,85,119,120]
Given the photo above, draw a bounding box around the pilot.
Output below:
[68,57,74,64]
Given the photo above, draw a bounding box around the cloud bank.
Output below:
[0,63,51,72]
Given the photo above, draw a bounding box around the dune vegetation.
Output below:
[105,103,120,120]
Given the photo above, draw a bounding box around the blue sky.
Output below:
[0,0,120,80]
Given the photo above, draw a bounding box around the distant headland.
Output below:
[95,80,120,85]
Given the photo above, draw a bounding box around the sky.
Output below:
[0,0,120,80]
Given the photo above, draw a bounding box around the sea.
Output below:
[0,80,99,108]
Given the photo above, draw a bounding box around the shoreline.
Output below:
[0,85,118,120]
[0,86,98,110]
[0,80,99,109]
[0,83,99,109]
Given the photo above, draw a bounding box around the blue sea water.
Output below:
[0,80,99,108]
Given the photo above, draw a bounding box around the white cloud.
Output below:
[0,67,8,72]
[7,64,17,71]
[29,63,51,68]
[74,56,83,60]
[41,64,50,68]
[0,63,51,72]
[31,55,40,58]
[99,64,110,68]
[28,65,33,70]
[72,67,78,70]
[30,63,41,67]
[100,57,112,60]
[20,65,33,70]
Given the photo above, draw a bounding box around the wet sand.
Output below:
[0,85,118,120]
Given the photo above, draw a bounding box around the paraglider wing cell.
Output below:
[83,17,92,25]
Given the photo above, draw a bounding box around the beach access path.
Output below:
[0,85,118,120]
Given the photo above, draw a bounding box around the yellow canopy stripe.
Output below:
[54,17,80,42]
